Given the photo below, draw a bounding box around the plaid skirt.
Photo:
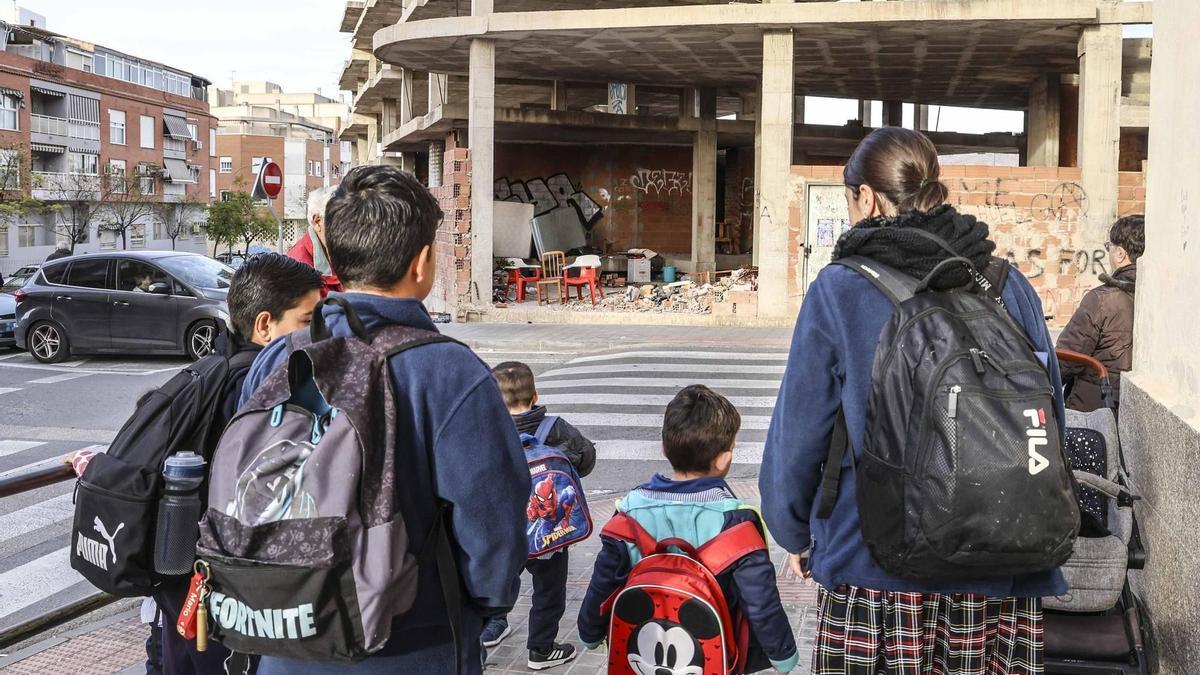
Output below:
[812,585,1044,675]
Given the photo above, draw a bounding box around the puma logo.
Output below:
[93,516,124,565]
[1023,408,1050,476]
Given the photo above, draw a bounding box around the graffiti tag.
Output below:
[630,169,693,196]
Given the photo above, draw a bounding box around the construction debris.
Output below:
[561,267,759,314]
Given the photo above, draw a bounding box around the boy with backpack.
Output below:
[222,165,530,674]
[67,253,324,675]
[577,385,799,674]
[484,361,597,670]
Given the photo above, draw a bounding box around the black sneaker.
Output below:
[481,618,511,648]
[527,643,577,670]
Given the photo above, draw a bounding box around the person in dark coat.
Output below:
[45,242,71,261]
[760,128,1066,674]
[1056,215,1143,412]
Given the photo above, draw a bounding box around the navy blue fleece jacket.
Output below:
[760,264,1068,597]
[239,294,529,675]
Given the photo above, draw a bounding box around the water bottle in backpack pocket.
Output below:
[523,416,592,558]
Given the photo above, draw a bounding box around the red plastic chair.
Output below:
[507,266,541,303]
[563,255,602,305]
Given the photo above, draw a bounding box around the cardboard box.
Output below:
[627,257,651,283]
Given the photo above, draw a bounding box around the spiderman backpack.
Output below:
[523,416,593,557]
[601,514,767,675]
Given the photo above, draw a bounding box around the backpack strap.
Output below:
[833,256,916,306]
[693,520,768,576]
[308,296,370,342]
[815,409,849,520]
[600,512,657,558]
[420,502,462,675]
[534,415,558,445]
[981,256,1011,306]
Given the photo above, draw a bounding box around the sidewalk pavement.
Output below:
[0,480,818,675]
[440,322,796,352]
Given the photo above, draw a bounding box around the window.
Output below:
[219,157,232,173]
[0,149,19,190]
[187,123,198,142]
[0,225,7,257]
[69,152,99,175]
[209,129,216,157]
[209,169,216,198]
[251,156,263,175]
[129,226,146,249]
[0,94,19,131]
[18,225,36,248]
[140,175,155,196]
[109,110,126,145]
[140,115,155,149]
[107,159,127,193]
[65,259,110,289]
[42,262,68,284]
[116,259,168,293]
[157,254,233,290]
[219,190,232,202]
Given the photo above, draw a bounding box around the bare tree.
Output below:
[99,165,156,250]
[149,195,205,251]
[34,169,111,252]
[0,144,39,223]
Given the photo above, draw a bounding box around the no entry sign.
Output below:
[253,160,283,200]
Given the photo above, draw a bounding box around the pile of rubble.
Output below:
[580,268,757,314]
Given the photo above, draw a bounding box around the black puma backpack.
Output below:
[817,241,1079,581]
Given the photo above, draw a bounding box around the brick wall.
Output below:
[428,134,472,316]
[787,165,1147,324]
[495,142,693,255]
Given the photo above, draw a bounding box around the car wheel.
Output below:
[185,320,217,360]
[29,320,70,364]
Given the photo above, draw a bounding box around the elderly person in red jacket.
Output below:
[288,186,342,295]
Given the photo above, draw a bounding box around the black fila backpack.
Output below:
[816,236,1079,581]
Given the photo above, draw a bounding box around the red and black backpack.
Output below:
[600,513,767,675]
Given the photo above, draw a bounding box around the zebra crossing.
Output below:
[0,345,789,641]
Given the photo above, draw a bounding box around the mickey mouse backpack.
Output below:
[523,416,593,557]
[599,514,767,675]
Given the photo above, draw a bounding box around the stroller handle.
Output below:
[1056,349,1115,408]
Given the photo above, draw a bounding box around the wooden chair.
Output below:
[715,221,734,254]
[536,251,566,305]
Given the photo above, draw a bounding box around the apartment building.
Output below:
[0,19,216,271]
[211,83,343,245]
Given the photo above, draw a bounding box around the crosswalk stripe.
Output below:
[570,413,771,430]
[0,493,73,545]
[0,440,44,458]
[26,373,90,385]
[569,350,788,364]
[0,546,78,621]
[595,440,764,464]
[535,377,780,391]
[539,393,777,408]
[542,363,785,378]
[0,387,22,396]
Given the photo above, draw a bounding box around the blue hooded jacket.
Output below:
[760,263,1068,598]
[239,293,529,675]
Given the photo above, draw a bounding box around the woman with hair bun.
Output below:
[761,127,1068,673]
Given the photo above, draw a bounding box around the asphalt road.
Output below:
[0,340,786,646]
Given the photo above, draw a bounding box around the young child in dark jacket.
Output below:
[577,385,799,673]
[485,361,597,670]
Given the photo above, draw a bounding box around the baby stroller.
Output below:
[1044,349,1154,674]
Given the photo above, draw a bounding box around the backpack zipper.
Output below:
[947,386,962,418]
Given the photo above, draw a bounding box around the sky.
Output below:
[17,1,1152,136]
[21,0,352,100]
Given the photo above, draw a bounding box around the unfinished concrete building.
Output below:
[337,0,1153,324]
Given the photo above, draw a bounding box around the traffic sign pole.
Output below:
[251,161,286,252]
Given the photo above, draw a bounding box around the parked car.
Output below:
[1,264,39,295]
[216,252,247,270]
[0,292,15,349]
[15,251,232,363]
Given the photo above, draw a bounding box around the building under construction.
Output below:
[336,0,1153,324]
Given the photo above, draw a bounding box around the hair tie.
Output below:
[920,178,932,189]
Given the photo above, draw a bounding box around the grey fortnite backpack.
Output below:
[197,298,462,665]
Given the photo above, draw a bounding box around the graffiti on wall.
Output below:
[952,178,1089,228]
[630,169,693,196]
[494,173,604,230]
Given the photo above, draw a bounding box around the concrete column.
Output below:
[692,89,718,273]
[608,83,634,115]
[916,104,932,131]
[366,115,380,164]
[468,38,495,308]
[355,137,371,166]
[550,81,568,111]
[428,140,444,188]
[883,100,903,127]
[429,73,448,110]
[1078,24,1122,243]
[399,68,415,126]
[679,88,697,118]
[1027,74,1061,167]
[859,100,874,127]
[752,88,763,266]
[381,98,400,138]
[756,29,795,318]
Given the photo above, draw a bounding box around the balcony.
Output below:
[32,171,101,201]
[68,120,101,141]
[31,114,68,137]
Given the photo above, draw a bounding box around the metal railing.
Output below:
[32,171,102,198]
[30,113,68,136]
[68,120,101,141]
[164,136,188,154]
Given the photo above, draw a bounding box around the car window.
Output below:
[117,260,171,294]
[41,264,67,285]
[156,255,233,290]
[65,259,110,289]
